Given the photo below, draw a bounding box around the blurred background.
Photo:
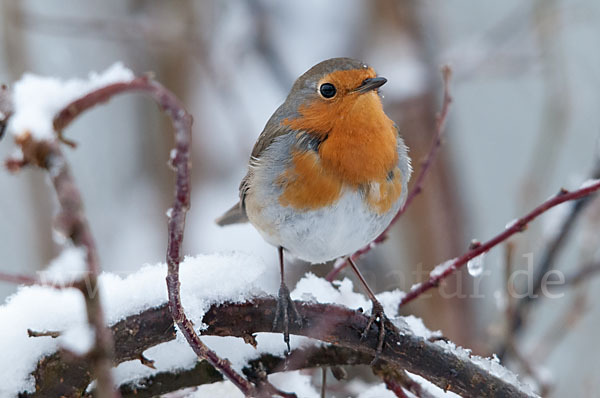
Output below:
[1,1,599,396]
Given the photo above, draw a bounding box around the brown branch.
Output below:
[24,299,535,398]
[398,181,600,308]
[0,83,12,140]
[8,134,118,398]
[326,65,453,281]
[27,329,61,338]
[562,262,600,287]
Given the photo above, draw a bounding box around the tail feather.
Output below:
[215,202,248,226]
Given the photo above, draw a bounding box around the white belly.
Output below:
[245,186,401,263]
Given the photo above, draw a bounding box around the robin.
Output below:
[217,57,411,352]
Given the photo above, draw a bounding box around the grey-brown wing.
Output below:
[241,115,292,202]
[216,114,292,226]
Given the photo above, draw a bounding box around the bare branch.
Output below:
[499,161,600,358]
[14,138,118,398]
[24,299,535,398]
[398,182,600,308]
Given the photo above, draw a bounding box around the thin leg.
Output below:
[272,246,302,352]
[347,256,387,353]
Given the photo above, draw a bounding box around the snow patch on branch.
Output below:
[434,340,536,397]
[59,323,95,356]
[8,62,134,140]
[38,246,87,286]
[0,252,271,396]
[0,250,531,396]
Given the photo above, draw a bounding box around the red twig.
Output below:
[399,182,600,307]
[52,77,260,396]
[0,272,43,286]
[326,65,453,282]
[0,271,80,289]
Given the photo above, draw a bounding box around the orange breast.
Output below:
[279,72,400,213]
[277,150,343,210]
[364,167,403,215]
[283,91,398,186]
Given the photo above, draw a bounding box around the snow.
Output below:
[37,246,87,286]
[0,249,532,397]
[434,340,536,397]
[8,62,135,140]
[505,218,519,229]
[293,272,370,309]
[356,382,397,398]
[429,258,456,278]
[59,324,95,356]
[270,371,320,398]
[0,252,271,396]
[406,372,461,397]
[396,315,442,340]
[186,381,245,397]
[580,178,600,189]
[2,250,405,396]
[0,285,86,396]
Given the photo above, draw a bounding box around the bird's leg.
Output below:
[272,246,302,352]
[347,256,389,353]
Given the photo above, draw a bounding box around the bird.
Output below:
[217,57,411,352]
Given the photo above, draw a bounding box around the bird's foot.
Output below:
[272,282,302,353]
[361,299,389,355]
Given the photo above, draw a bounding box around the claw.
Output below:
[361,300,387,354]
[272,283,302,352]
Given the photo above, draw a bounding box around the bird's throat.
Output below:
[318,93,398,186]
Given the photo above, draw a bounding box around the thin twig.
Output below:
[27,329,61,338]
[398,182,600,308]
[0,270,83,290]
[51,77,262,397]
[500,162,600,357]
[562,262,600,287]
[326,65,453,281]
[0,272,47,287]
[10,135,118,398]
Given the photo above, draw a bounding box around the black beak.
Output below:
[355,77,387,93]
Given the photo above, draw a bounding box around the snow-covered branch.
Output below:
[9,132,119,397]
[15,284,535,397]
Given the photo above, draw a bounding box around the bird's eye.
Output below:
[319,83,336,99]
